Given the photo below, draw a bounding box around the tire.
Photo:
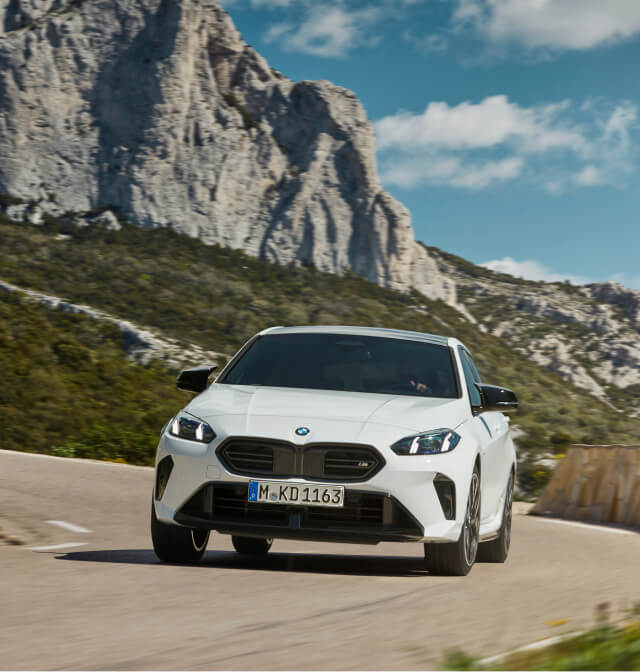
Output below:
[151,499,210,563]
[477,471,514,563]
[232,536,273,555]
[424,465,481,576]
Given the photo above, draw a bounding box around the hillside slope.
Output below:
[1,0,637,413]
[2,215,639,494]
[0,290,185,463]
[0,0,452,302]
[427,246,640,416]
[0,278,224,367]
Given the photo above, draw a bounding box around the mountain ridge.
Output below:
[1,0,639,414]
[425,244,640,414]
[0,0,454,303]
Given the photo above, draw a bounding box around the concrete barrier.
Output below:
[531,445,640,527]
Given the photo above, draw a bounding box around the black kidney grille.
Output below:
[217,439,384,481]
[323,450,380,480]
[221,443,274,474]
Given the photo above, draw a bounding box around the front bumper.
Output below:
[154,431,475,543]
[174,482,423,543]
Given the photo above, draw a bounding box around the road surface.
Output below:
[1,449,639,670]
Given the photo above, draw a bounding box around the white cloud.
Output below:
[574,165,602,187]
[603,102,637,152]
[252,0,294,6]
[380,154,522,189]
[375,95,584,152]
[263,5,381,58]
[453,0,640,51]
[403,30,449,53]
[481,261,640,290]
[374,95,638,191]
[218,0,295,9]
[452,157,523,188]
[263,22,294,42]
[480,257,589,285]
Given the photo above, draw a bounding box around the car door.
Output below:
[458,347,507,523]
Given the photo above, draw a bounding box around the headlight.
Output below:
[169,412,216,443]
[391,429,461,455]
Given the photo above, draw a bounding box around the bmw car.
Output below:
[151,326,518,575]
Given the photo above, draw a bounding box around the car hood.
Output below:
[186,384,467,445]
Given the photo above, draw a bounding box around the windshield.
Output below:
[220,333,459,398]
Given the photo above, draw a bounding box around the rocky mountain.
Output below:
[427,247,640,415]
[0,0,453,303]
[1,0,639,414]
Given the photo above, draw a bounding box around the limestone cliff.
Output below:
[0,0,454,302]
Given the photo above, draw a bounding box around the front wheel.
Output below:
[424,465,481,576]
[151,499,210,563]
[232,536,273,555]
[477,471,514,563]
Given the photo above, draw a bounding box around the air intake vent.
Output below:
[175,483,424,542]
[212,484,288,524]
[434,473,456,520]
[305,493,384,527]
[155,455,174,501]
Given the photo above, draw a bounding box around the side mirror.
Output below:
[176,365,217,393]
[476,383,519,412]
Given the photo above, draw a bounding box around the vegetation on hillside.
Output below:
[1,215,639,486]
[0,291,184,463]
[422,242,536,287]
[424,242,640,417]
[443,607,640,670]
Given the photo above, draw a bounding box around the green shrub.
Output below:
[443,622,640,670]
[224,92,259,130]
[0,293,184,463]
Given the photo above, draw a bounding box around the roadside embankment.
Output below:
[531,444,640,527]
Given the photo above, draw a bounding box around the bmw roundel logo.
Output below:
[295,426,310,437]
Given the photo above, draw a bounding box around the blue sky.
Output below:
[222,0,640,289]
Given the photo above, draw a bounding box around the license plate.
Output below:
[248,481,344,508]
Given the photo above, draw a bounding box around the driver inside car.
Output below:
[397,361,432,395]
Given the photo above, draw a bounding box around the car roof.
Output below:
[259,325,454,347]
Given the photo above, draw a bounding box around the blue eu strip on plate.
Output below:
[248,480,259,502]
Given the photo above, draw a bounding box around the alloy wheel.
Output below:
[463,470,481,566]
[503,475,514,553]
[191,529,209,552]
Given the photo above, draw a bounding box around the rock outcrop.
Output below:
[586,282,640,331]
[0,278,225,367]
[0,0,454,302]
[429,247,640,409]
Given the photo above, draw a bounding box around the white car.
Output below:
[151,326,518,575]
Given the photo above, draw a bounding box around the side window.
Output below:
[458,347,482,408]
[465,351,482,385]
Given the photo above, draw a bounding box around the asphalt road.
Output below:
[1,449,639,670]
